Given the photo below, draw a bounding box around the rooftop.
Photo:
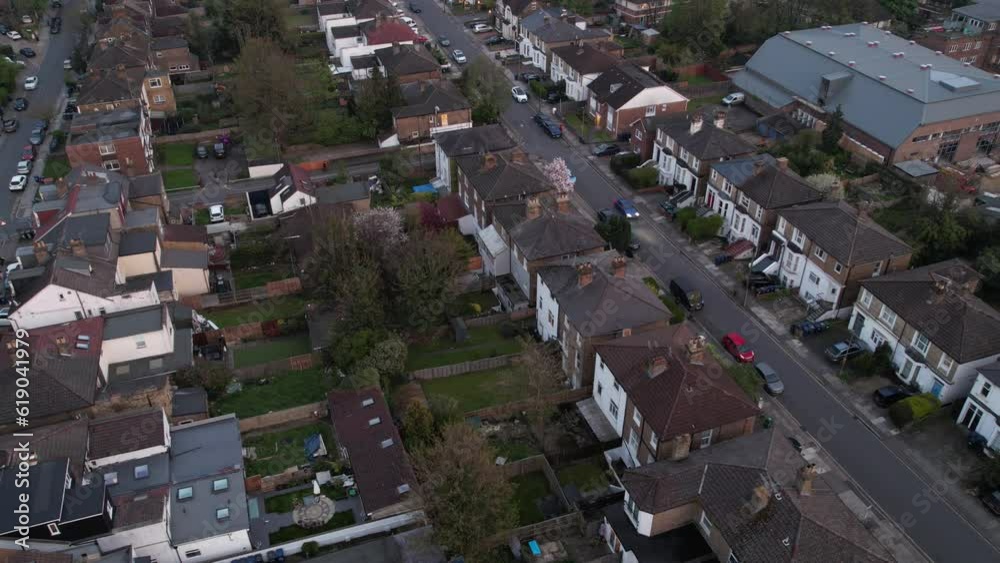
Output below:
[103,305,165,340]
[589,63,685,109]
[161,248,209,269]
[550,43,621,75]
[507,208,606,261]
[454,149,549,202]
[393,80,470,119]
[376,43,440,76]
[434,124,516,157]
[363,20,419,45]
[712,155,823,210]
[119,230,159,256]
[777,201,912,265]
[88,408,167,460]
[657,113,757,161]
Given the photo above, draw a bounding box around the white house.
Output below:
[99,305,175,377]
[495,0,538,40]
[335,21,417,73]
[548,43,619,102]
[651,112,755,198]
[516,7,608,73]
[432,124,516,191]
[957,364,1000,454]
[592,350,628,436]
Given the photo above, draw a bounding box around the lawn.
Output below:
[204,295,309,328]
[265,483,347,513]
[420,366,530,413]
[245,423,337,477]
[234,269,288,289]
[678,74,715,86]
[233,334,312,368]
[268,510,355,544]
[43,156,71,178]
[708,346,762,401]
[406,325,523,371]
[511,471,550,526]
[689,95,723,111]
[451,291,500,316]
[557,457,610,495]
[163,169,199,190]
[564,113,615,143]
[160,143,195,166]
[285,7,317,28]
[194,202,246,224]
[490,438,541,462]
[211,367,331,418]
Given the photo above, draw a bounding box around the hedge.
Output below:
[529,80,549,97]
[685,215,724,241]
[641,277,686,325]
[610,152,641,174]
[627,167,659,188]
[889,393,940,428]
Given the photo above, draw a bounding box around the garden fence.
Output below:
[232,353,317,380]
[153,127,238,145]
[238,401,329,433]
[494,455,583,544]
[409,353,521,380]
[189,277,303,310]
[464,312,512,327]
[236,511,426,559]
[468,388,590,419]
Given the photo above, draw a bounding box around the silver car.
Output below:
[754,362,784,395]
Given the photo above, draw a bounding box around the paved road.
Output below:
[415,2,1000,562]
[0,0,80,228]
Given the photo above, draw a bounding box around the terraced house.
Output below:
[849,259,1000,403]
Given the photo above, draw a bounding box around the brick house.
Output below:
[549,42,620,102]
[76,68,176,129]
[771,201,912,319]
[454,148,551,229]
[390,80,471,145]
[914,1,1000,72]
[67,108,155,176]
[592,324,759,467]
[375,43,441,83]
[536,253,670,388]
[150,35,198,75]
[517,7,611,73]
[587,63,688,138]
[613,0,672,25]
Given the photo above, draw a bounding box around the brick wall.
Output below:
[395,109,472,142]
[650,503,700,536]
[67,137,152,176]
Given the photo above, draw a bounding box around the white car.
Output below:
[24,76,37,90]
[6,31,21,40]
[9,175,27,191]
[209,204,225,223]
[400,16,414,25]
[511,86,528,103]
[21,15,32,24]
[63,59,72,70]
[16,160,31,174]
[452,49,467,64]
[722,92,745,106]
[472,23,491,33]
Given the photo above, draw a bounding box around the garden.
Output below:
[211,367,332,418]
[159,143,195,166]
[163,169,199,191]
[233,334,312,368]
[610,153,659,189]
[405,324,525,371]
[673,207,724,241]
[204,294,309,328]
[419,366,531,413]
[707,346,763,401]
[226,223,298,286]
[565,113,614,143]
[511,471,551,525]
[265,482,348,513]
[244,423,338,477]
[43,155,71,179]
[194,201,246,224]
[269,511,355,545]
[556,456,611,497]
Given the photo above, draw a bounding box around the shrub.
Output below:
[595,215,632,251]
[529,80,548,97]
[498,322,518,338]
[889,393,941,428]
[851,344,893,377]
[301,541,320,558]
[675,207,697,230]
[610,152,641,174]
[626,166,659,188]
[685,215,724,241]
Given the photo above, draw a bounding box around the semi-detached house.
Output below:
[517,8,611,74]
[587,63,688,138]
[549,43,620,102]
[956,363,1000,454]
[455,148,551,229]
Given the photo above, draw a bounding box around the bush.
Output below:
[684,215,724,241]
[626,167,659,188]
[301,541,320,558]
[595,215,632,251]
[851,344,893,377]
[675,207,697,230]
[529,80,549,97]
[610,152,641,174]
[889,393,941,428]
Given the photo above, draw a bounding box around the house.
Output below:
[77,68,176,123]
[495,0,538,41]
[536,253,670,388]
[734,24,1000,164]
[334,17,418,72]
[483,195,606,310]
[160,249,209,297]
[129,173,169,216]
[517,8,611,73]
[67,108,155,176]
[150,36,198,75]
[100,305,176,376]
[375,43,441,83]
[770,201,912,319]
[549,42,621,102]
[592,325,760,468]
[432,124,516,191]
[118,230,161,278]
[649,110,756,197]
[604,430,890,563]
[587,63,688,138]
[328,388,420,520]
[454,148,551,229]
[849,259,1000,403]
[613,0,672,25]
[389,80,472,146]
[116,227,208,298]
[705,155,823,249]
[0,418,90,476]
[247,164,369,220]
[957,363,1000,453]
[914,1,1000,72]
[171,387,209,425]
[86,408,170,468]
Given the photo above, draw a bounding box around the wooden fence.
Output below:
[189,277,303,310]
[464,312,511,327]
[410,353,520,380]
[233,352,317,380]
[494,455,583,544]
[238,400,329,433]
[153,127,238,145]
[469,388,590,419]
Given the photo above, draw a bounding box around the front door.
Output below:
[931,379,945,399]
[851,314,866,337]
[900,359,913,382]
[962,404,984,432]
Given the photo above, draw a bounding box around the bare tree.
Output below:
[517,338,564,446]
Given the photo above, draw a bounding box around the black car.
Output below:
[34,119,47,132]
[196,144,209,159]
[591,143,620,157]
[48,135,60,152]
[18,48,35,58]
[50,24,60,34]
[534,113,561,138]
[484,36,504,46]
[3,119,18,133]
[981,490,1000,516]
[52,16,62,24]
[625,240,640,257]
[0,25,8,34]
[872,385,913,408]
[521,72,541,82]
[545,90,566,104]
[12,97,27,111]
[408,2,421,12]
[438,36,450,46]
[597,208,615,223]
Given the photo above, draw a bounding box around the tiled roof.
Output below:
[161,248,209,269]
[509,210,606,261]
[595,325,759,439]
[151,35,187,50]
[88,408,166,459]
[363,21,418,45]
[550,43,620,76]
[778,201,912,266]
[454,149,549,202]
[0,355,101,424]
[164,224,208,244]
[113,494,166,528]
[130,172,164,198]
[0,419,89,475]
[434,124,516,157]
[712,155,823,210]
[861,259,1000,362]
[657,114,756,161]
[393,80,470,119]
[119,230,158,255]
[376,44,439,76]
[589,63,684,109]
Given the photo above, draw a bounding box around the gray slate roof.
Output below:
[62,213,111,247]
[172,387,209,417]
[509,211,606,261]
[161,248,208,269]
[454,149,549,202]
[317,182,369,205]
[734,23,1000,148]
[588,63,667,109]
[861,259,1000,363]
[88,408,166,459]
[0,355,101,424]
[955,1,1000,22]
[550,43,620,75]
[119,230,158,256]
[657,115,756,161]
[375,44,439,76]
[393,80,470,119]
[130,173,164,198]
[434,124,516,157]
[712,155,823,210]
[125,207,161,231]
[778,201,911,265]
[104,305,164,340]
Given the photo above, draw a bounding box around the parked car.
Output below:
[615,198,639,219]
[63,58,72,70]
[545,90,566,104]
[196,144,209,159]
[722,332,755,362]
[214,142,226,158]
[754,362,785,395]
[625,240,640,258]
[16,160,31,174]
[414,35,428,43]
[6,31,22,41]
[408,2,421,12]
[24,76,38,91]
[872,385,913,408]
[34,119,47,132]
[669,278,702,311]
[824,341,864,362]
[722,92,745,106]
[18,47,35,58]
[21,14,32,24]
[9,175,27,191]
[21,145,34,161]
[50,23,60,34]
[28,127,44,145]
[511,86,528,103]
[472,23,490,33]
[12,97,27,111]
[521,72,541,82]
[3,119,18,133]
[0,24,9,35]
[597,208,615,223]
[484,36,504,46]
[533,113,561,138]
[438,36,450,46]
[209,205,225,223]
[400,16,415,25]
[48,135,60,152]
[0,307,10,327]
[981,490,1000,516]
[591,143,620,157]
[451,49,467,64]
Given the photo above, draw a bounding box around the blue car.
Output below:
[615,198,639,219]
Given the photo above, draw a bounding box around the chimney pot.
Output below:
[482,153,497,171]
[611,255,626,278]
[646,356,668,378]
[33,241,50,265]
[798,463,818,496]
[713,110,726,129]
[526,196,541,220]
[576,262,594,287]
[690,114,704,135]
[686,335,706,365]
[556,191,571,214]
[748,484,771,515]
[776,156,789,170]
[753,159,766,175]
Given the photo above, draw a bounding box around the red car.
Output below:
[415,35,429,43]
[722,332,755,363]
[21,145,35,162]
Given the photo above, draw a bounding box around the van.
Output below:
[670,278,703,311]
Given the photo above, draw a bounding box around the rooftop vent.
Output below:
[878,75,887,81]
[368,417,381,426]
[936,50,943,55]
[828,51,836,56]
[805,40,812,46]
[920,63,933,70]
[397,484,411,494]
[361,398,375,407]
[380,438,394,448]
[909,40,916,45]
[884,30,893,35]
[843,32,856,37]
[892,52,905,58]
[782,30,791,35]
[964,62,972,66]
[994,74,1000,79]
[907,88,915,94]
[848,60,856,66]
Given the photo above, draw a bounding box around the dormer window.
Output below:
[361,398,375,407]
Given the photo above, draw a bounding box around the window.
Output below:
[912,332,930,355]
[834,262,843,274]
[134,465,149,479]
[177,64,190,71]
[710,169,718,182]
[634,129,642,141]
[184,551,201,559]
[738,192,750,208]
[645,105,656,117]
[612,380,620,391]
[212,478,229,492]
[776,216,786,232]
[216,507,230,521]
[99,143,116,155]
[148,77,162,88]
[177,487,193,500]
[878,306,897,327]
[628,427,640,452]
[149,358,163,370]
[626,496,639,522]
[48,523,61,536]
[976,40,983,49]
[938,355,955,375]
[754,206,763,221]
[153,95,166,104]
[860,289,873,307]
[699,510,714,535]
[983,381,993,398]
[104,160,121,171]
[136,337,147,349]
[792,228,805,247]
[609,400,619,418]
[649,430,657,448]
[104,471,119,485]
[700,429,713,447]
[597,383,603,396]
[871,331,886,348]
[813,247,827,261]
[632,408,642,427]
[808,272,820,284]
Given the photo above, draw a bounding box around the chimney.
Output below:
[747,484,771,515]
[69,238,86,257]
[686,335,706,365]
[33,241,50,265]
[713,110,726,130]
[798,463,818,496]
[646,355,667,378]
[556,191,571,213]
[56,336,70,357]
[482,153,497,171]
[752,159,766,175]
[611,255,626,278]
[669,433,691,460]
[526,196,541,220]
[511,148,527,164]
[689,114,704,135]
[576,262,594,287]
[776,157,789,170]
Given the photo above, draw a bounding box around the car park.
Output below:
[16,160,31,174]
[472,23,491,33]
[615,198,639,219]
[824,341,864,362]
[754,362,785,395]
[872,385,913,408]
[17,48,34,58]
[451,49,466,64]
[12,97,27,111]
[6,31,22,40]
[592,143,620,157]
[511,86,528,103]
[722,92,745,106]
[24,76,38,90]
[723,332,755,362]
[9,175,27,191]
[670,278,703,311]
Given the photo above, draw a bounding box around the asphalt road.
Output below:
[0,0,80,230]
[413,2,1000,562]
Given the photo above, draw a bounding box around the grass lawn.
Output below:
[452,291,499,316]
[234,269,288,289]
[284,8,316,28]
[268,510,355,544]
[211,367,330,418]
[245,423,336,477]
[511,471,550,526]
[160,143,195,166]
[557,457,610,495]
[679,74,715,86]
[420,366,530,413]
[708,346,762,401]
[264,483,347,513]
[490,438,541,462]
[194,202,247,224]
[43,156,71,178]
[406,325,523,371]
[204,295,309,328]
[163,169,199,190]
[234,334,312,368]
[564,113,615,143]
[689,95,723,111]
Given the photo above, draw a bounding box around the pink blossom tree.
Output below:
[542,157,575,194]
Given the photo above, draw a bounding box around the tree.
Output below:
[414,423,517,561]
[391,229,467,328]
[541,157,575,194]
[518,339,564,444]
[174,363,231,399]
[772,130,832,177]
[660,0,728,58]
[336,254,387,331]
[354,71,404,139]
[878,0,918,24]
[402,402,436,450]
[232,37,302,148]
[213,0,291,58]
[357,335,409,387]
[821,105,845,153]
[976,246,1000,289]
[304,217,358,300]
[595,215,632,252]
[325,328,388,373]
[340,366,382,390]
[915,202,968,264]
[806,173,843,199]
[353,208,408,265]
[462,55,511,125]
